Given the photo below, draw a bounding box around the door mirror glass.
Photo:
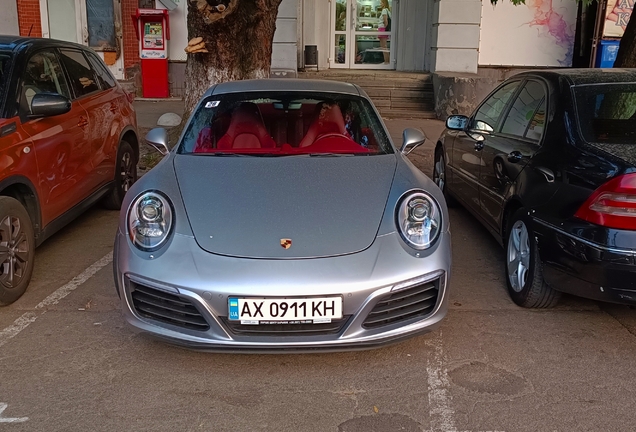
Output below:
[29,93,71,118]
[446,115,469,131]
[146,128,170,156]
[400,127,427,155]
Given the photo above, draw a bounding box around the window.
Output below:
[58,49,100,98]
[86,51,116,89]
[19,51,70,115]
[180,92,393,156]
[86,0,116,50]
[501,81,546,140]
[0,52,12,105]
[573,84,636,145]
[526,99,546,141]
[474,82,520,132]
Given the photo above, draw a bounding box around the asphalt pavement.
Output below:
[0,100,635,431]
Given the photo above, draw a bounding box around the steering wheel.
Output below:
[313,133,351,143]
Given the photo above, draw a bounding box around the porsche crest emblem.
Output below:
[280,238,292,249]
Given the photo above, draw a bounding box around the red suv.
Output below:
[0,36,138,305]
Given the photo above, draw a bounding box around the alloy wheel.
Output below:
[120,151,135,193]
[507,220,530,292]
[0,215,30,289]
[434,155,445,191]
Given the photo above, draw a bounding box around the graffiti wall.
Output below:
[478,0,577,67]
[604,0,634,38]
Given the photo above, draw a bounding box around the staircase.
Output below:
[298,70,436,119]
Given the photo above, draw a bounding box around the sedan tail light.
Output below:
[574,173,636,230]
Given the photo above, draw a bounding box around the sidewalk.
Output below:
[132,99,445,177]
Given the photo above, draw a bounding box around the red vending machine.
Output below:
[132,9,170,98]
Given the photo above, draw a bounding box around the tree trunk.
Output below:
[183,0,283,116]
[614,12,636,67]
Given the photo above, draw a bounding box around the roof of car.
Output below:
[0,35,89,52]
[208,79,361,97]
[513,68,636,86]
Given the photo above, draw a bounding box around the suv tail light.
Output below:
[126,91,135,103]
[575,173,636,230]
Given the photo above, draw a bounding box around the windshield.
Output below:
[179,91,393,156]
[0,52,12,107]
[573,83,636,145]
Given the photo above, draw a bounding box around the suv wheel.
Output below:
[0,196,35,306]
[103,140,137,210]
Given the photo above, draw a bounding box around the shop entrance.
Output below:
[330,0,396,69]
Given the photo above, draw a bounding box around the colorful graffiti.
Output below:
[479,0,577,67]
[526,0,575,66]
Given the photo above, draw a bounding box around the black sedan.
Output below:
[434,69,635,307]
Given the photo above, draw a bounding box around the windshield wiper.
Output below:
[196,152,253,157]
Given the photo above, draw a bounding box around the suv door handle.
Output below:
[109,103,118,114]
[78,116,88,128]
[507,151,523,163]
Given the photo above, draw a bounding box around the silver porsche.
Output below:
[113,79,451,352]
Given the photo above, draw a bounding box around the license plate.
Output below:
[228,297,343,325]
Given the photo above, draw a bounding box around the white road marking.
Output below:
[0,252,113,349]
[0,403,28,423]
[426,330,456,432]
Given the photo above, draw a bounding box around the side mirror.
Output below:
[145,128,170,156]
[28,93,71,119]
[445,115,469,131]
[400,128,427,155]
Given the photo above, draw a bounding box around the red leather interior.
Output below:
[217,103,276,149]
[298,103,348,147]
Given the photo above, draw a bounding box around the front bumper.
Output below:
[113,229,451,352]
[533,218,636,304]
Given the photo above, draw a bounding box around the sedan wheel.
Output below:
[504,208,560,308]
[507,220,530,292]
[0,197,35,306]
[103,140,137,210]
[433,147,456,206]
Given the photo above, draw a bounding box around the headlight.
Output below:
[128,191,173,251]
[396,191,442,250]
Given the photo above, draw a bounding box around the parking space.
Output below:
[0,115,635,431]
[0,196,634,432]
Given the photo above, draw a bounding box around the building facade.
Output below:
[12,0,633,97]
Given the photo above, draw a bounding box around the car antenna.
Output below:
[28,24,33,37]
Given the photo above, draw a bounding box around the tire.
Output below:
[102,140,137,210]
[433,146,457,207]
[504,208,560,308]
[0,196,35,306]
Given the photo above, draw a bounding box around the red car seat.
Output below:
[299,103,348,148]
[217,102,276,149]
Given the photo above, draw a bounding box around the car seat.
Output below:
[216,102,276,149]
[298,102,348,147]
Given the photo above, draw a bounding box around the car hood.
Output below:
[173,154,397,259]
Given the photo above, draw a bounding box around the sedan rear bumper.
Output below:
[533,218,636,304]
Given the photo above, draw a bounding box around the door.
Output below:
[41,0,125,80]
[449,81,521,215]
[479,80,547,231]
[330,0,396,69]
[18,50,93,226]
[58,48,112,193]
